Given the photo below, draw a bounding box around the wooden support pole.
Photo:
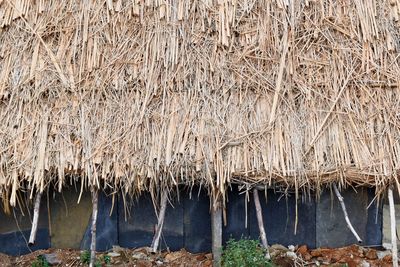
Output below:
[89,188,98,267]
[211,197,222,267]
[253,188,270,259]
[151,190,168,252]
[388,188,398,267]
[333,184,362,243]
[29,191,42,246]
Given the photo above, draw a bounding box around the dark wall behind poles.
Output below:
[0,186,382,256]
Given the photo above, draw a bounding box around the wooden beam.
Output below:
[211,196,222,267]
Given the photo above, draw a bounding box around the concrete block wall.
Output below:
[0,186,383,256]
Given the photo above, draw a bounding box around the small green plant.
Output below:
[103,255,111,264]
[31,255,49,267]
[80,250,91,264]
[80,250,110,266]
[221,238,274,267]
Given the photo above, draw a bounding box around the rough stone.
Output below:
[297,245,308,255]
[364,249,377,260]
[270,244,289,251]
[377,250,391,259]
[43,253,61,265]
[269,244,288,258]
[296,245,312,261]
[164,250,185,262]
[311,248,330,257]
[285,251,297,259]
[382,243,392,250]
[132,251,148,260]
[107,252,120,257]
[382,254,392,261]
[203,259,213,267]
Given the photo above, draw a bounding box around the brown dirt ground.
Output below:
[0,244,395,267]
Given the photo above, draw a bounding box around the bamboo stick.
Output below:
[151,190,168,252]
[388,188,398,267]
[89,188,98,267]
[253,188,270,259]
[333,184,362,243]
[28,191,42,246]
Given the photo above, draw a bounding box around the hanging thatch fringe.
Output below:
[0,0,399,201]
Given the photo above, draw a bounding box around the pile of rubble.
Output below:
[1,244,396,266]
[270,244,394,267]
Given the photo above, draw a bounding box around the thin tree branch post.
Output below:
[253,188,270,259]
[388,187,398,267]
[29,191,43,246]
[332,184,362,243]
[211,195,222,267]
[89,188,98,267]
[151,190,168,252]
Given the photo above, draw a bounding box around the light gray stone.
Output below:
[285,251,297,259]
[377,250,391,259]
[382,242,392,250]
[107,252,121,257]
[44,253,61,265]
[132,251,148,260]
[269,244,288,258]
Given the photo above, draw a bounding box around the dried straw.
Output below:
[0,0,399,204]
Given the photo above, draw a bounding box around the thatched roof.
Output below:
[0,0,399,203]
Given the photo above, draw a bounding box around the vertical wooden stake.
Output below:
[151,190,168,252]
[29,191,42,246]
[253,188,270,259]
[211,196,222,267]
[388,188,398,267]
[89,188,98,267]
